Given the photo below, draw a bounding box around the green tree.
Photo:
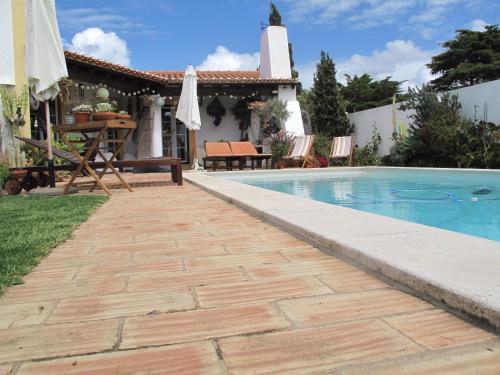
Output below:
[428,25,500,90]
[399,85,499,168]
[288,42,302,94]
[310,51,351,136]
[341,74,405,112]
[269,2,282,26]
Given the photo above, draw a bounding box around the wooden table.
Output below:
[55,119,136,196]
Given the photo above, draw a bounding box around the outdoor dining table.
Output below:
[55,119,136,196]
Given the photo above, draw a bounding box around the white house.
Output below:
[40,25,305,166]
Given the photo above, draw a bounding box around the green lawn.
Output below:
[0,194,108,293]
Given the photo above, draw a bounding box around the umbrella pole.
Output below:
[45,101,56,188]
[193,131,198,160]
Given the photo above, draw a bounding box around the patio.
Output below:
[0,173,498,374]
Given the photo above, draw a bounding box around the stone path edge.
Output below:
[184,168,500,332]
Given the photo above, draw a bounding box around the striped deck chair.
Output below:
[329,136,354,166]
[283,135,315,168]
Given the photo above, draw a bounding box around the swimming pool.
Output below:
[222,168,500,242]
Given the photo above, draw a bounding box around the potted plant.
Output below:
[72,104,93,123]
[266,130,294,169]
[93,102,117,121]
[116,110,131,120]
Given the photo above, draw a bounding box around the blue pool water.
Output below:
[222,168,500,242]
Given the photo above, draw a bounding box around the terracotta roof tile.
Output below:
[64,50,297,85]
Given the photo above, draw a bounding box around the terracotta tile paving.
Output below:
[0,173,498,374]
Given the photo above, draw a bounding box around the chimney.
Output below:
[260,26,292,79]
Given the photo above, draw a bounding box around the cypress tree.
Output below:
[269,2,282,26]
[311,51,351,136]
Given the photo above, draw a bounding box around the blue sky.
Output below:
[56,0,500,88]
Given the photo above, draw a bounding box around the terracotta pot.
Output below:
[116,114,131,120]
[92,112,117,121]
[73,112,91,124]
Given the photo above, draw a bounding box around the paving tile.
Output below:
[0,364,13,374]
[1,277,126,303]
[76,259,183,279]
[130,244,227,260]
[121,303,290,348]
[184,251,288,271]
[49,289,196,323]
[383,309,495,349]
[340,342,500,375]
[90,240,178,255]
[219,319,422,375]
[22,266,78,283]
[0,301,56,329]
[280,247,332,261]
[277,289,432,327]
[245,258,350,280]
[196,277,332,308]
[128,268,246,292]
[317,268,388,292]
[17,341,223,375]
[0,319,119,363]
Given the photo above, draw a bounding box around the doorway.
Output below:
[161,107,189,163]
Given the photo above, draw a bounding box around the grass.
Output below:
[0,194,108,293]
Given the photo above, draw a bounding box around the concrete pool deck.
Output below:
[185,168,500,331]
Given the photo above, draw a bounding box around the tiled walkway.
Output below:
[0,173,498,374]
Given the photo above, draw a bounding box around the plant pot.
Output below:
[116,114,131,120]
[73,112,91,124]
[93,112,117,121]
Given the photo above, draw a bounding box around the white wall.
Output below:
[197,96,241,158]
[448,79,500,123]
[279,85,305,136]
[349,79,500,156]
[260,26,291,79]
[349,103,415,156]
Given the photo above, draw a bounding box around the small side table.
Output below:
[55,119,136,196]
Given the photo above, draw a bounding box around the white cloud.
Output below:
[468,19,489,31]
[66,28,131,66]
[196,46,260,71]
[285,0,475,31]
[297,40,436,89]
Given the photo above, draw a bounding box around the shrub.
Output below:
[400,85,500,168]
[267,130,294,166]
[352,126,382,166]
[312,133,331,158]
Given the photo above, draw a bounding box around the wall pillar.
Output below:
[12,0,30,137]
[150,104,163,157]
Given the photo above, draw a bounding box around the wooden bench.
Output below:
[11,137,183,191]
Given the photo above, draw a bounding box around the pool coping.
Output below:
[184,167,500,331]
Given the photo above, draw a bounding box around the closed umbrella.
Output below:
[0,0,16,157]
[26,0,68,187]
[0,0,15,86]
[176,65,202,170]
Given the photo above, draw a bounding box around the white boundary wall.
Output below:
[349,79,500,156]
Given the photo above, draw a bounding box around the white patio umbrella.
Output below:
[175,65,202,170]
[0,0,16,157]
[26,0,68,187]
[0,0,15,87]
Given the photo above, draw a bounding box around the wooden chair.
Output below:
[283,135,316,168]
[329,135,355,166]
[203,141,239,171]
[228,142,272,169]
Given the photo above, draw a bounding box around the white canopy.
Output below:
[26,0,67,100]
[0,0,15,86]
[176,65,201,130]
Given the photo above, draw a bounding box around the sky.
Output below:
[56,0,500,89]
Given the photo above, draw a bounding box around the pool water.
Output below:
[222,168,500,242]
